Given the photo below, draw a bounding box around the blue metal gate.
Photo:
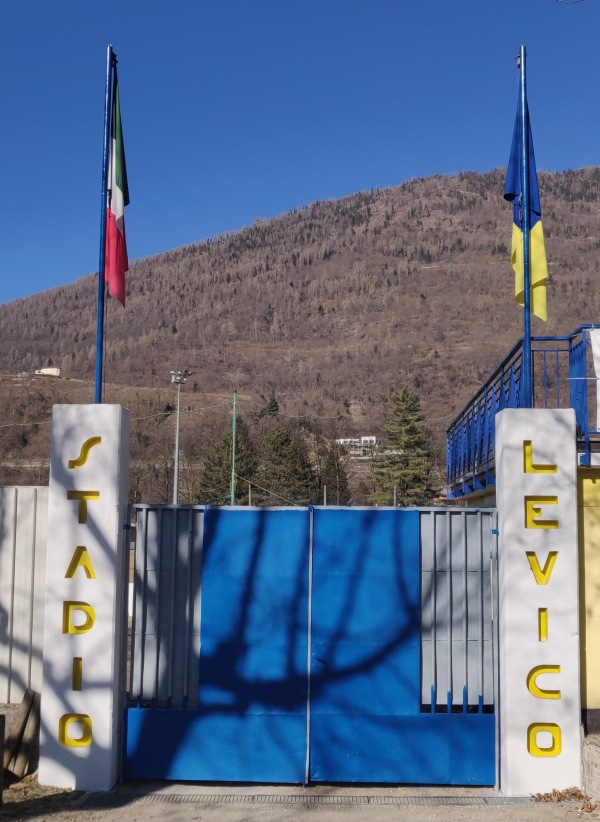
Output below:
[125,506,496,785]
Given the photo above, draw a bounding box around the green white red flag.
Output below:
[105,71,129,306]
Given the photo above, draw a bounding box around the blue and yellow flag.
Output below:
[503,86,548,321]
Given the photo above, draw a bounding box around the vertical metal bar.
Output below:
[153,508,163,706]
[167,506,178,705]
[182,509,194,709]
[478,511,485,712]
[134,507,149,705]
[519,44,533,408]
[582,329,590,443]
[555,350,561,407]
[193,507,205,710]
[446,512,453,709]
[531,347,536,407]
[127,508,137,698]
[445,435,450,494]
[430,511,437,712]
[304,506,314,785]
[230,390,237,505]
[141,506,150,704]
[462,511,468,710]
[130,507,138,701]
[173,382,181,504]
[491,509,501,791]
[95,45,114,403]
[121,504,133,705]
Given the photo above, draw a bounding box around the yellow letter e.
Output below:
[525,496,559,529]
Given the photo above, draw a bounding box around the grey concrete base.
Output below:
[582,734,600,799]
[583,709,600,734]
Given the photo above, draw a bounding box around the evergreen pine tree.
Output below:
[250,390,280,422]
[321,443,352,505]
[254,425,317,505]
[369,388,436,506]
[264,390,280,417]
[195,417,257,504]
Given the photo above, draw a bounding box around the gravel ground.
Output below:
[1,777,599,822]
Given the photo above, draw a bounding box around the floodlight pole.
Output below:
[230,390,237,505]
[171,369,191,504]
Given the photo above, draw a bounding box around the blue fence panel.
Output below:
[309,508,421,782]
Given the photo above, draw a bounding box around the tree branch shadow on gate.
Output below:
[125,505,477,783]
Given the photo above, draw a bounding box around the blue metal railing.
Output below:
[446,325,599,498]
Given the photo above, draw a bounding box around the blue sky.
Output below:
[2,0,599,304]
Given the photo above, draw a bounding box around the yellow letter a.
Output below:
[65,546,96,579]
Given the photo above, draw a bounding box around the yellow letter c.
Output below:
[527,664,561,699]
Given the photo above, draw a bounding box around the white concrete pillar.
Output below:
[39,404,129,790]
[496,408,581,795]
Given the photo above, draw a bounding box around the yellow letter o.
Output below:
[58,713,92,747]
[527,723,561,757]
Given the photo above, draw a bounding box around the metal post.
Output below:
[95,46,114,404]
[173,381,181,505]
[519,44,533,408]
[171,369,191,505]
[230,390,237,505]
[323,485,327,506]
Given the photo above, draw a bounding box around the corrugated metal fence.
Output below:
[0,487,48,702]
[421,507,496,710]
[128,505,497,711]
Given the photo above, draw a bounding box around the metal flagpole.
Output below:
[95,45,115,403]
[519,44,533,408]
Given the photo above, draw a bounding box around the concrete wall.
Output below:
[578,468,600,732]
[583,736,600,799]
[0,487,47,702]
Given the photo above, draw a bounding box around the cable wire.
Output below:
[236,474,304,507]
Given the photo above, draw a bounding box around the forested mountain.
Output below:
[1,167,600,499]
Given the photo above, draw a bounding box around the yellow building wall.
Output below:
[578,468,600,711]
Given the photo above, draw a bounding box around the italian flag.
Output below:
[105,71,129,306]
